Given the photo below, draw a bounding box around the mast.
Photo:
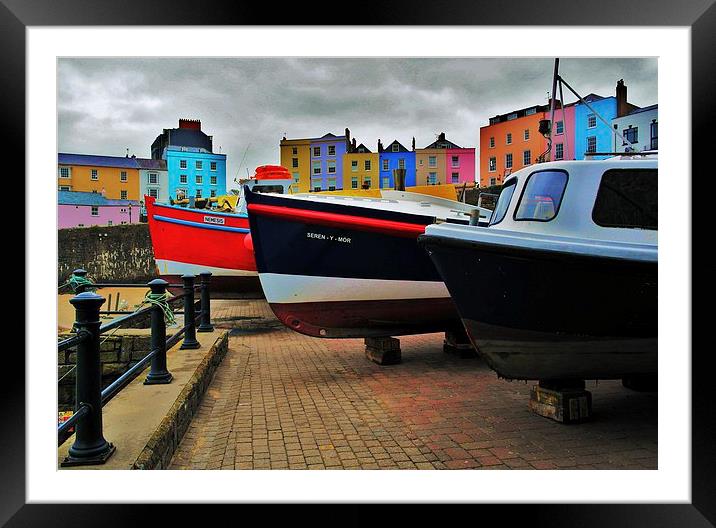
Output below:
[548,58,559,158]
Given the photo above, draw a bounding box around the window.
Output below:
[556,121,564,135]
[148,172,158,184]
[523,129,530,141]
[398,158,405,169]
[650,122,658,150]
[382,177,390,188]
[592,169,657,230]
[351,160,358,172]
[623,127,638,145]
[59,167,70,178]
[587,113,597,128]
[507,113,518,121]
[292,147,298,155]
[428,172,437,185]
[195,188,202,198]
[210,175,217,185]
[489,137,495,148]
[313,161,321,175]
[177,189,187,199]
[59,185,71,191]
[451,156,459,168]
[451,172,459,183]
[327,177,336,191]
[196,174,203,184]
[515,170,568,222]
[77,224,85,227]
[91,169,98,180]
[292,173,299,183]
[525,107,537,116]
[120,171,127,182]
[489,178,517,226]
[108,220,113,226]
[149,188,158,199]
[210,189,217,197]
[91,206,99,216]
[382,159,389,171]
[196,160,203,170]
[327,161,336,174]
[429,156,437,168]
[351,176,358,189]
[587,136,597,153]
[489,157,496,172]
[523,150,531,166]
[120,190,128,200]
[364,160,371,171]
[313,146,321,157]
[328,145,336,156]
[311,177,322,192]
[180,174,188,184]
[211,161,217,171]
[392,144,399,152]
[555,143,564,160]
[363,176,372,189]
[505,153,513,169]
[506,133,512,145]
[180,160,187,169]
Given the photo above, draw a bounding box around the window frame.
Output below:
[489,177,518,226]
[120,190,128,200]
[59,167,71,178]
[587,113,597,128]
[327,145,336,156]
[512,168,569,223]
[90,205,99,216]
[91,169,99,180]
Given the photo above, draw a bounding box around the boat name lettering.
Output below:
[203,216,225,225]
[306,232,351,244]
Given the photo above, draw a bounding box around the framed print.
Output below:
[8,0,713,525]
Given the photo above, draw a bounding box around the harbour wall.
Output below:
[58,223,156,285]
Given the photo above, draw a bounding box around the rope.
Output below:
[139,290,177,326]
[67,273,96,293]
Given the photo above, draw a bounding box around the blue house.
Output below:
[165,146,227,200]
[573,80,639,160]
[378,139,416,188]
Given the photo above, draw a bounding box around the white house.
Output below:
[612,104,658,153]
[137,158,169,215]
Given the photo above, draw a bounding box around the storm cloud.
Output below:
[58,57,657,185]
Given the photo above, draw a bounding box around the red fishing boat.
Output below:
[146,165,294,296]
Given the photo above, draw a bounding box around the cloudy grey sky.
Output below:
[58,57,657,185]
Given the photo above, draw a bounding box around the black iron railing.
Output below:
[57,269,213,467]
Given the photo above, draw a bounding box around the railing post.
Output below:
[180,274,200,349]
[72,268,90,293]
[144,279,173,385]
[197,272,214,332]
[62,292,115,466]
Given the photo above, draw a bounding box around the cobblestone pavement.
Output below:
[169,299,657,470]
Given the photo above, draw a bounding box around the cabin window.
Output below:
[253,185,284,194]
[592,169,657,230]
[489,178,517,226]
[514,170,568,222]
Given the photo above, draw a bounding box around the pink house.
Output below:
[58,190,141,229]
[549,102,576,161]
[445,148,476,184]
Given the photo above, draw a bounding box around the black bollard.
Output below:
[180,274,200,349]
[197,272,214,332]
[144,279,173,385]
[62,292,115,466]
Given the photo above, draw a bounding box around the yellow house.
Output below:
[279,137,311,193]
[342,144,379,190]
[58,153,141,200]
[415,149,447,186]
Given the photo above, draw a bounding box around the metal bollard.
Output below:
[62,292,115,466]
[197,272,214,332]
[144,279,173,385]
[72,268,90,293]
[180,274,200,349]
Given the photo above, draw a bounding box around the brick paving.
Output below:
[169,299,657,470]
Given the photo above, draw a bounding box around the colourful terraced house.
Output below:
[58,190,141,228]
[309,132,347,191]
[343,141,379,190]
[415,133,475,186]
[378,139,416,188]
[279,137,312,193]
[57,153,141,200]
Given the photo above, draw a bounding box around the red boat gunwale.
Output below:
[247,203,427,239]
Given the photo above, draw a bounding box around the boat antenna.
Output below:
[234,142,251,182]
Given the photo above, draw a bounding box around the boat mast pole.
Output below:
[558,79,570,159]
[557,75,633,149]
[548,58,559,160]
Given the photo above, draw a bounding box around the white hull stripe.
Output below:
[258,273,450,304]
[155,259,258,277]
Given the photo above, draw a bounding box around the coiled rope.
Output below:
[139,290,177,326]
[60,273,97,293]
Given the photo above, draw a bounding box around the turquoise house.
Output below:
[165,146,227,200]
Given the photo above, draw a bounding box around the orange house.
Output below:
[57,153,141,200]
[479,104,549,187]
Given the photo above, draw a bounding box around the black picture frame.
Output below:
[8,0,712,525]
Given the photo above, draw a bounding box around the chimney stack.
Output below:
[345,128,351,152]
[378,139,384,153]
[616,79,628,117]
[179,119,201,130]
[438,132,446,142]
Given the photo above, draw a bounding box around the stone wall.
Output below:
[58,223,156,285]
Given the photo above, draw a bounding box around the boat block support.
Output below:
[443,328,477,358]
[365,337,401,365]
[529,381,592,424]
